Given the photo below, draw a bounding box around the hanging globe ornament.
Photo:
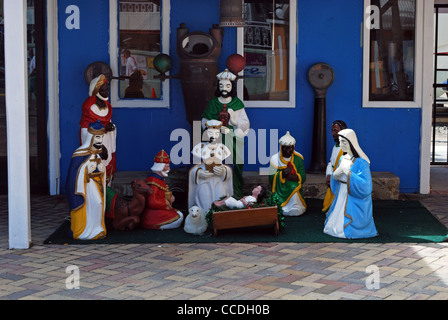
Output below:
[226,53,246,75]
[153,54,173,75]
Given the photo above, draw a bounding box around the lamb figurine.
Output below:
[184,206,208,235]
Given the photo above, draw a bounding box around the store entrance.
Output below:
[0,0,48,194]
[432,4,448,165]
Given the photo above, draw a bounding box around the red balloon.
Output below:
[226,54,246,74]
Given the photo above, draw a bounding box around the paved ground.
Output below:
[0,169,447,301]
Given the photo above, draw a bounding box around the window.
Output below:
[110,0,170,108]
[363,0,423,108]
[237,0,296,108]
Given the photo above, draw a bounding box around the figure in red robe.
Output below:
[80,74,117,185]
[140,150,184,230]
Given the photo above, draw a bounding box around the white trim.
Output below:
[419,0,434,194]
[4,0,31,249]
[109,0,170,109]
[362,0,424,109]
[237,0,297,108]
[47,0,61,195]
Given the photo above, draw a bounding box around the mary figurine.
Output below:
[323,129,378,239]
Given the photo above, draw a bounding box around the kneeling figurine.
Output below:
[140,150,184,230]
[323,129,378,239]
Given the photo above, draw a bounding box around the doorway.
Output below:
[0,0,48,194]
[432,4,448,164]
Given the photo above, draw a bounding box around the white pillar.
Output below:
[47,0,61,195]
[419,0,434,195]
[4,0,32,249]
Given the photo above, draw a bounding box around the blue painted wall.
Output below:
[57,0,422,194]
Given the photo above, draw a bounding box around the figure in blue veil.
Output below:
[324,129,378,239]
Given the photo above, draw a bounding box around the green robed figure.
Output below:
[269,131,307,216]
[202,69,250,199]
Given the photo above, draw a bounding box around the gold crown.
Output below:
[205,121,222,130]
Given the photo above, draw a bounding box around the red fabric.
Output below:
[105,193,117,219]
[287,162,297,175]
[79,96,113,129]
[78,96,116,178]
[140,176,180,230]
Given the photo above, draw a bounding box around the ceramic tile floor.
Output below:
[0,168,447,300]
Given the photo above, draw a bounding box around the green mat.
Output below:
[44,199,448,245]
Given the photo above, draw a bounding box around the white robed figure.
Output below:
[324,129,378,239]
[322,120,347,213]
[66,121,107,240]
[188,120,233,213]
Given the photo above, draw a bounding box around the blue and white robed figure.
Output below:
[66,121,107,240]
[324,129,378,239]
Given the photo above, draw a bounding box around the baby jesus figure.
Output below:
[213,185,267,209]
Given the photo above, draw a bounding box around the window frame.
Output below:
[109,0,171,108]
[362,0,423,108]
[236,0,297,109]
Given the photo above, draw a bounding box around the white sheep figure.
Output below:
[184,206,208,235]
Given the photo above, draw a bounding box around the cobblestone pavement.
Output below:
[0,180,447,300]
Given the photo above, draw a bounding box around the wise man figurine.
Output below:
[80,74,117,186]
[66,121,107,240]
[269,131,307,216]
[188,120,233,213]
[322,120,347,213]
[201,69,250,198]
[140,150,184,230]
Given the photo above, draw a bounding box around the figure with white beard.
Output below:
[188,120,233,213]
[140,150,184,230]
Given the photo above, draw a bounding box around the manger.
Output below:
[212,206,280,236]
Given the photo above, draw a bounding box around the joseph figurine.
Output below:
[201,69,250,198]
